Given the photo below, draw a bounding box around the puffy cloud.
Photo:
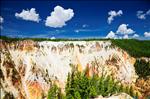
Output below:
[137,11,145,19]
[107,10,123,24]
[0,16,4,29]
[45,6,74,28]
[123,35,129,39]
[51,37,56,39]
[144,32,150,37]
[0,16,4,23]
[132,34,139,38]
[146,10,150,15]
[106,24,137,39]
[75,30,79,33]
[82,24,88,28]
[116,24,135,34]
[137,9,150,20]
[106,31,116,39]
[15,8,40,22]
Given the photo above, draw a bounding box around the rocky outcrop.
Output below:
[0,40,138,98]
[93,93,133,99]
[135,77,150,97]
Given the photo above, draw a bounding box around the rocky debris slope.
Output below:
[0,40,138,98]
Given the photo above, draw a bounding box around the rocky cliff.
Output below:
[0,40,138,98]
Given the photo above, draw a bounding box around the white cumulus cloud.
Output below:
[106,31,116,39]
[123,34,129,39]
[15,8,40,22]
[132,34,139,38]
[105,24,138,39]
[45,5,74,28]
[144,32,150,37]
[137,9,150,20]
[116,24,135,34]
[107,10,123,24]
[0,16,4,29]
[0,16,4,23]
[51,37,56,39]
[75,30,79,33]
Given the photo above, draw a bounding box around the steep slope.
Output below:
[0,40,138,98]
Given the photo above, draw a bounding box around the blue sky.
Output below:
[0,0,150,39]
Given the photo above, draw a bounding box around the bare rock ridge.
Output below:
[0,40,138,98]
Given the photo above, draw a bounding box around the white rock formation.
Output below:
[93,93,133,99]
[0,40,138,98]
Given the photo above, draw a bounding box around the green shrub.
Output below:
[48,66,137,99]
[134,59,150,78]
[65,66,137,98]
[48,84,65,99]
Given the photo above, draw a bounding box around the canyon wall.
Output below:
[0,40,138,98]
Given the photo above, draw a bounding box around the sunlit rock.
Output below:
[93,93,133,99]
[0,40,138,98]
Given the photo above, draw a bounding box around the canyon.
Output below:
[0,40,147,99]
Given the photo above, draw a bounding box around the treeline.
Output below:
[0,35,108,42]
[111,39,150,58]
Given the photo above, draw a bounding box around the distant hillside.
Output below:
[111,39,150,58]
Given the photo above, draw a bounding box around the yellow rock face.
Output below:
[26,81,44,99]
[130,57,136,65]
[77,63,82,72]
